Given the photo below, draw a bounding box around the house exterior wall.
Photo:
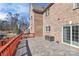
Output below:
[34,12,43,37]
[43,3,79,42]
[30,4,43,37]
[30,4,35,34]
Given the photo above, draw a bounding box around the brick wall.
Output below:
[30,4,43,37]
[34,13,43,37]
[43,3,79,42]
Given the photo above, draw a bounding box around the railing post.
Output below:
[0,33,23,56]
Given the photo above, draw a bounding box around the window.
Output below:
[76,3,79,8]
[30,16,32,20]
[45,8,49,16]
[46,26,51,32]
[63,25,79,47]
[72,26,79,46]
[73,3,79,9]
[29,16,32,20]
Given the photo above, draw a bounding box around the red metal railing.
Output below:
[0,33,23,56]
[0,38,11,46]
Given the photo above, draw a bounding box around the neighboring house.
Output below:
[29,4,44,37]
[43,3,79,48]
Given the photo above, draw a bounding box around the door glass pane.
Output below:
[63,26,70,44]
[72,26,79,46]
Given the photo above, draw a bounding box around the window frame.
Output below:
[73,3,79,9]
[46,25,51,32]
[45,8,49,16]
[63,24,79,48]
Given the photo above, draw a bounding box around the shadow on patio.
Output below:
[15,39,32,56]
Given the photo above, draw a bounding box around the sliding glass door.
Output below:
[63,26,71,44]
[63,25,79,47]
[72,26,79,46]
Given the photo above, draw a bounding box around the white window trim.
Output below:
[73,3,79,9]
[73,3,77,9]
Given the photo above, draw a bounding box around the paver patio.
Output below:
[15,38,32,56]
[15,37,79,56]
[27,37,79,56]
